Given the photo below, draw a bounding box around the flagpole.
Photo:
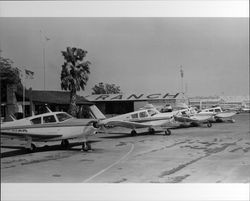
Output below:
[43,45,46,90]
[23,71,26,118]
[180,65,184,95]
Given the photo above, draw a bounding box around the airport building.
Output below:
[1,90,92,120]
[85,92,188,116]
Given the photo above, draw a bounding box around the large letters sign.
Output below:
[86,93,180,101]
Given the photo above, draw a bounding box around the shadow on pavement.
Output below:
[98,130,164,139]
[1,140,100,158]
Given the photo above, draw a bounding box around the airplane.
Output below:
[94,107,176,136]
[199,106,236,123]
[1,106,100,152]
[150,104,214,128]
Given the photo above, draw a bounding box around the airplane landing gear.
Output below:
[148,128,155,135]
[61,139,70,149]
[131,130,137,136]
[82,142,92,152]
[207,122,212,128]
[27,143,37,153]
[164,129,171,135]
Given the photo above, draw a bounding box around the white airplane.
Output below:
[199,106,236,123]
[1,107,99,152]
[154,105,214,128]
[167,107,213,127]
[95,107,176,136]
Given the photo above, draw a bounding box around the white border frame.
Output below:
[1,1,249,201]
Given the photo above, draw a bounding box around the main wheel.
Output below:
[86,142,92,150]
[207,122,212,128]
[131,130,137,136]
[164,129,171,135]
[27,143,37,153]
[148,128,155,135]
[61,139,70,149]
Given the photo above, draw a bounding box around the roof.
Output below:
[16,90,92,105]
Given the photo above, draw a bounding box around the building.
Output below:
[1,90,93,120]
[85,92,187,116]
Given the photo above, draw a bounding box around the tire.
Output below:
[82,142,89,152]
[86,142,92,150]
[207,122,212,128]
[61,139,69,149]
[148,128,155,135]
[165,129,171,135]
[131,130,137,136]
[27,143,36,153]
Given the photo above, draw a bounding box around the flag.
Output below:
[25,69,34,79]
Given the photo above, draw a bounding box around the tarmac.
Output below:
[1,113,250,183]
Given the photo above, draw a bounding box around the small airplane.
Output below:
[155,105,214,128]
[1,106,100,152]
[95,107,176,136]
[199,106,236,123]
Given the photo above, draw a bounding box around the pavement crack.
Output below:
[159,156,205,178]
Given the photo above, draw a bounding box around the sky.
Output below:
[0,18,249,97]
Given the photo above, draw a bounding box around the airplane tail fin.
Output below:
[89,105,106,120]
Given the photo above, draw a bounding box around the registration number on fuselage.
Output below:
[11,129,28,133]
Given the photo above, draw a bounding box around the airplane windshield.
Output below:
[147,109,158,116]
[56,113,73,122]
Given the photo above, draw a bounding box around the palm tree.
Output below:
[60,47,91,117]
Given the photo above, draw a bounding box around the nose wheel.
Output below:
[207,122,212,127]
[164,129,171,135]
[82,142,92,151]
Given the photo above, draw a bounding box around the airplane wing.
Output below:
[174,115,211,123]
[102,120,152,129]
[1,131,62,141]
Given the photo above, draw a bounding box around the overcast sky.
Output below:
[0,18,248,97]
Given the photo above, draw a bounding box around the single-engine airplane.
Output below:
[95,107,176,136]
[1,106,100,152]
[199,106,236,123]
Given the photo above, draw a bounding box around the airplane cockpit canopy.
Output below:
[56,113,73,122]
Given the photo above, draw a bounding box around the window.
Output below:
[43,115,56,123]
[215,109,221,113]
[56,113,72,122]
[209,109,214,112]
[139,111,148,118]
[147,110,157,116]
[131,113,139,119]
[30,117,41,124]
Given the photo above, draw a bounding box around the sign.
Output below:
[85,93,180,102]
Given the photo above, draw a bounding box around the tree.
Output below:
[92,82,121,94]
[0,53,22,117]
[60,47,91,117]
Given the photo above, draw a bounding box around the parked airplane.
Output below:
[95,107,176,136]
[199,106,236,123]
[1,107,100,152]
[151,104,214,127]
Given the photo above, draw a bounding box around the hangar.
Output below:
[85,92,187,116]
